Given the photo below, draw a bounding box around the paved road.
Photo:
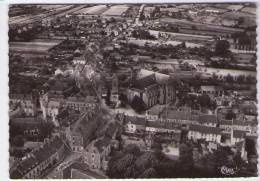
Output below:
[134,4,145,26]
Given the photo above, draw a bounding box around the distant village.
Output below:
[9,3,257,179]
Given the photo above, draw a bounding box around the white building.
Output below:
[188,124,222,143]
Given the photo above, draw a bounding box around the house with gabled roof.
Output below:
[197,114,218,127]
[84,136,111,170]
[83,122,119,171]
[10,136,66,179]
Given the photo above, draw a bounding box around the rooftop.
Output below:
[132,73,157,90]
[10,136,64,179]
[146,121,180,130]
[198,114,218,123]
[137,69,170,84]
[162,108,192,120]
[189,124,221,135]
[233,130,246,139]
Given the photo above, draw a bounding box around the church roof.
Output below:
[132,74,157,90]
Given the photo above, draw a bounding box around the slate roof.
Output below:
[233,130,246,139]
[33,136,64,163]
[155,131,181,142]
[162,109,192,120]
[137,69,170,84]
[146,121,179,130]
[125,115,146,126]
[132,74,157,90]
[220,119,233,125]
[198,114,218,123]
[201,85,223,92]
[10,156,39,179]
[148,105,164,116]
[189,124,221,135]
[10,136,64,179]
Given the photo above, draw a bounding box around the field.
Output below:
[127,38,204,48]
[73,5,108,15]
[102,5,129,16]
[160,18,244,33]
[10,39,63,53]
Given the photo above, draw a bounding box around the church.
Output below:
[127,69,175,109]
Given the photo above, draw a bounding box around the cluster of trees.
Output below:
[107,144,159,178]
[232,32,253,45]
[132,29,156,40]
[108,141,228,178]
[225,74,256,84]
[215,40,230,57]
[178,93,216,111]
[107,142,196,178]
[152,26,180,33]
[225,110,236,120]
[9,121,54,143]
[108,135,252,178]
[200,146,249,177]
[9,25,43,42]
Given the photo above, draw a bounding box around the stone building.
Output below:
[127,69,175,109]
[10,136,66,179]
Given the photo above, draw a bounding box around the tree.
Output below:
[237,75,245,83]
[181,42,186,48]
[131,96,147,113]
[225,110,236,120]
[226,74,234,83]
[135,152,158,172]
[179,143,194,173]
[107,153,135,178]
[212,146,234,176]
[40,122,54,139]
[212,73,218,82]
[246,75,255,84]
[199,94,211,108]
[105,87,111,105]
[123,144,141,156]
[191,25,197,30]
[139,168,157,178]
[12,135,25,147]
[215,40,230,56]
[237,17,244,25]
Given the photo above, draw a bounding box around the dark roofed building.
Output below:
[127,69,175,109]
[84,136,111,171]
[146,120,181,133]
[233,130,246,139]
[84,122,119,171]
[132,74,157,91]
[10,136,66,179]
[197,114,218,127]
